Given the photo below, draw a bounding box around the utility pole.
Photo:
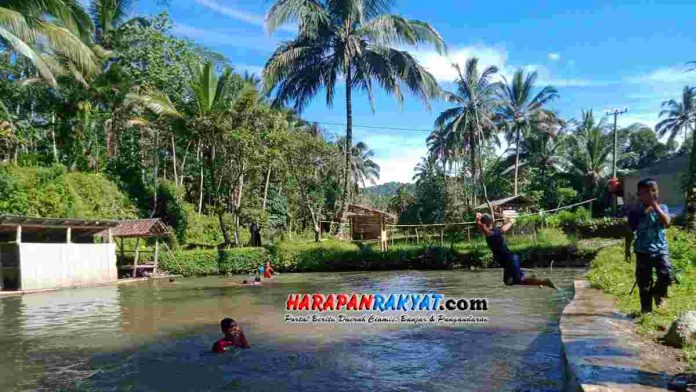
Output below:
[605,107,628,216]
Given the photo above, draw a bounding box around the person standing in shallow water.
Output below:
[476,213,557,289]
[212,318,250,353]
[626,178,672,313]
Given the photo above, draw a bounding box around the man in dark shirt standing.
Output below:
[476,213,557,288]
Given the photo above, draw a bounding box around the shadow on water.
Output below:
[0,269,587,392]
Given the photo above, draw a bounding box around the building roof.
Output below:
[0,215,120,236]
[344,204,397,223]
[105,219,171,238]
[474,195,536,210]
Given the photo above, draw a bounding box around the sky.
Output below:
[129,0,696,184]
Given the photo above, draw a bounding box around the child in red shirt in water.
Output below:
[263,260,275,279]
[211,318,250,353]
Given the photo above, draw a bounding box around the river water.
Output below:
[0,269,583,392]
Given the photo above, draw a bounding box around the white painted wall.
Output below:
[18,243,117,291]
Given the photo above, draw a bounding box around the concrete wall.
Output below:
[623,154,688,214]
[18,243,117,291]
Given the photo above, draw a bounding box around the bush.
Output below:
[219,248,269,274]
[160,249,219,276]
[0,164,136,219]
[155,180,188,243]
[160,247,270,276]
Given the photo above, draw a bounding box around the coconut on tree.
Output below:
[263,0,446,229]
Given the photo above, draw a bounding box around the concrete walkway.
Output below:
[561,280,684,392]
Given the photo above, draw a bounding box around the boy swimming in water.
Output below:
[476,213,557,289]
[212,318,250,353]
[263,260,275,279]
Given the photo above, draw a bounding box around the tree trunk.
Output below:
[179,141,191,187]
[151,132,159,217]
[336,66,353,234]
[686,125,696,230]
[197,141,203,214]
[474,113,494,218]
[218,212,232,246]
[171,134,178,186]
[514,126,521,196]
[233,167,245,247]
[51,112,58,162]
[262,167,272,213]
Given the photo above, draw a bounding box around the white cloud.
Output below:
[411,45,599,87]
[629,65,695,85]
[372,147,426,184]
[548,53,560,61]
[194,0,295,33]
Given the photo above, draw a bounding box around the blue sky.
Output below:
[130,0,696,184]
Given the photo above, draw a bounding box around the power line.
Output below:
[308,120,433,133]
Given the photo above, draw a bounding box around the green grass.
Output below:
[587,228,696,370]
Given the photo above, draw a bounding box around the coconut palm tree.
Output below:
[90,0,147,48]
[656,86,696,229]
[0,0,98,86]
[336,137,380,194]
[263,0,446,222]
[126,60,248,245]
[413,155,440,185]
[497,69,558,195]
[568,110,611,202]
[434,59,499,214]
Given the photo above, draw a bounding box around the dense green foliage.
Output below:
[587,228,696,370]
[160,247,270,276]
[0,164,135,218]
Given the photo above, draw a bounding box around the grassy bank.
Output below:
[161,228,599,276]
[587,228,696,370]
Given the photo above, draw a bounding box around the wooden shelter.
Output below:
[343,204,397,251]
[474,195,537,215]
[101,219,171,278]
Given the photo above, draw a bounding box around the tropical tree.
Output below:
[90,0,145,48]
[413,155,440,185]
[263,0,446,222]
[497,69,558,195]
[434,58,499,214]
[0,0,99,86]
[336,137,380,195]
[656,86,696,229]
[126,60,247,245]
[567,110,612,203]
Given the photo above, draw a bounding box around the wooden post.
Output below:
[415,228,419,245]
[154,238,160,274]
[133,237,140,278]
[440,229,444,246]
[107,228,113,243]
[467,227,471,242]
[16,225,21,243]
[66,227,71,243]
[391,226,394,247]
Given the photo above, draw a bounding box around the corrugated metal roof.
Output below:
[0,215,119,229]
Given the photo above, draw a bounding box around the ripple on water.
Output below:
[0,269,582,391]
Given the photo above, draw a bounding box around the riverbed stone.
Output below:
[664,311,696,348]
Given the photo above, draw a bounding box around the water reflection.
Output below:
[0,269,581,391]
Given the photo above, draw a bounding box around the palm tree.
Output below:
[263,0,446,223]
[413,155,440,185]
[568,110,612,203]
[0,0,98,86]
[497,69,558,195]
[434,59,499,214]
[90,0,146,48]
[336,137,380,194]
[656,86,696,229]
[126,61,246,245]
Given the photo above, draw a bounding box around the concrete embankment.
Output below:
[561,280,684,391]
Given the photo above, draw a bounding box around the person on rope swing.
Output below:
[626,178,672,313]
[476,212,557,289]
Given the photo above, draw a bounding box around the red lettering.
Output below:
[359,295,374,310]
[346,294,358,310]
[286,294,301,310]
[322,294,335,311]
[336,294,348,310]
[311,294,325,311]
[298,294,310,310]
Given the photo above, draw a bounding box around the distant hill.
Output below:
[364,182,415,197]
